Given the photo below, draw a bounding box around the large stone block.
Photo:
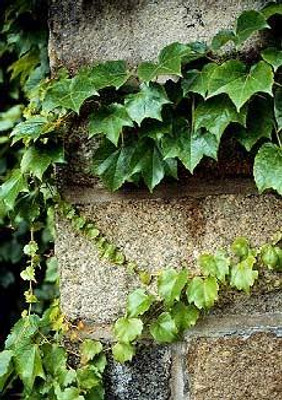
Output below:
[186,332,282,400]
[49,0,268,70]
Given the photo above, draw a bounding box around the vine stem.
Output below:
[275,129,282,147]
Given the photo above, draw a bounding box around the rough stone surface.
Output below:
[186,332,282,400]
[56,193,282,323]
[104,344,171,400]
[49,0,268,70]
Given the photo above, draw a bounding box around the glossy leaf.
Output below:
[254,143,282,195]
[124,83,171,126]
[208,60,274,111]
[187,276,219,310]
[89,104,133,146]
[0,169,28,209]
[127,288,154,318]
[114,317,143,343]
[262,48,282,72]
[235,10,269,44]
[150,312,178,343]
[230,255,258,292]
[182,63,216,98]
[157,269,188,305]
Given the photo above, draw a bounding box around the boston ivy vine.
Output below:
[0,1,282,399]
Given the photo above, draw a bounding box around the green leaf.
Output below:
[20,145,64,180]
[20,266,36,282]
[182,63,217,98]
[261,244,279,269]
[127,288,154,318]
[89,104,133,146]
[150,312,178,343]
[254,143,282,195]
[261,3,282,19]
[77,366,101,390]
[0,169,28,209]
[92,142,135,191]
[80,340,103,365]
[157,269,188,305]
[112,342,135,363]
[194,95,247,141]
[5,315,40,350]
[130,140,166,192]
[8,50,40,85]
[230,255,258,292]
[0,105,23,132]
[45,256,59,283]
[236,96,274,151]
[187,276,219,310]
[55,387,84,400]
[161,118,219,173]
[208,60,274,111]
[125,83,171,126]
[138,42,202,81]
[262,48,282,72]
[114,317,143,343]
[274,87,282,132]
[199,251,230,282]
[231,237,250,259]
[235,10,269,44]
[11,116,54,144]
[88,60,130,90]
[0,350,14,391]
[211,29,237,51]
[14,344,45,390]
[171,302,199,332]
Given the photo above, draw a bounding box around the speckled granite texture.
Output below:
[48,0,268,70]
[187,332,282,400]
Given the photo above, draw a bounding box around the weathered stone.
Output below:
[104,344,171,400]
[49,0,268,70]
[186,332,282,400]
[56,193,282,323]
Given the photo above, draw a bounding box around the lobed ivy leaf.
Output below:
[194,95,247,141]
[20,145,64,180]
[112,342,135,363]
[124,83,171,126]
[14,344,45,390]
[254,143,282,195]
[89,104,133,146]
[274,87,282,132]
[80,339,103,365]
[77,365,101,390]
[5,315,40,350]
[0,350,14,391]
[235,10,269,44]
[161,118,219,173]
[230,255,258,292]
[88,60,130,90]
[127,288,154,318]
[114,317,143,343]
[0,169,28,209]
[149,312,178,343]
[199,251,230,282]
[236,96,274,151]
[170,302,199,332]
[182,63,217,98]
[187,276,219,310]
[261,3,282,19]
[11,116,54,144]
[207,60,274,111]
[262,48,282,72]
[211,29,237,51]
[157,269,188,305]
[138,42,203,82]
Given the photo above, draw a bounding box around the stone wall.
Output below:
[50,1,282,399]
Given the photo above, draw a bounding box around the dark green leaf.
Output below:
[157,269,188,305]
[187,276,219,310]
[171,302,199,332]
[230,255,258,292]
[254,143,282,195]
[0,169,28,209]
[127,288,154,318]
[235,10,269,44]
[208,60,274,111]
[150,312,178,343]
[274,87,282,132]
[262,48,282,72]
[89,104,133,146]
[125,83,171,126]
[0,350,14,391]
[11,116,54,144]
[14,344,45,390]
[194,95,247,141]
[261,3,282,19]
[114,317,143,343]
[211,29,237,51]
[182,63,217,98]
[88,60,130,90]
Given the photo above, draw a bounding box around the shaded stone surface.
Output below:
[187,332,282,400]
[49,0,268,70]
[56,193,282,323]
[104,344,171,400]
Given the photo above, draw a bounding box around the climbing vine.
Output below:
[0,1,282,399]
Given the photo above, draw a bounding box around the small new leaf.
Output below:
[157,269,188,305]
[199,251,230,282]
[230,255,258,292]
